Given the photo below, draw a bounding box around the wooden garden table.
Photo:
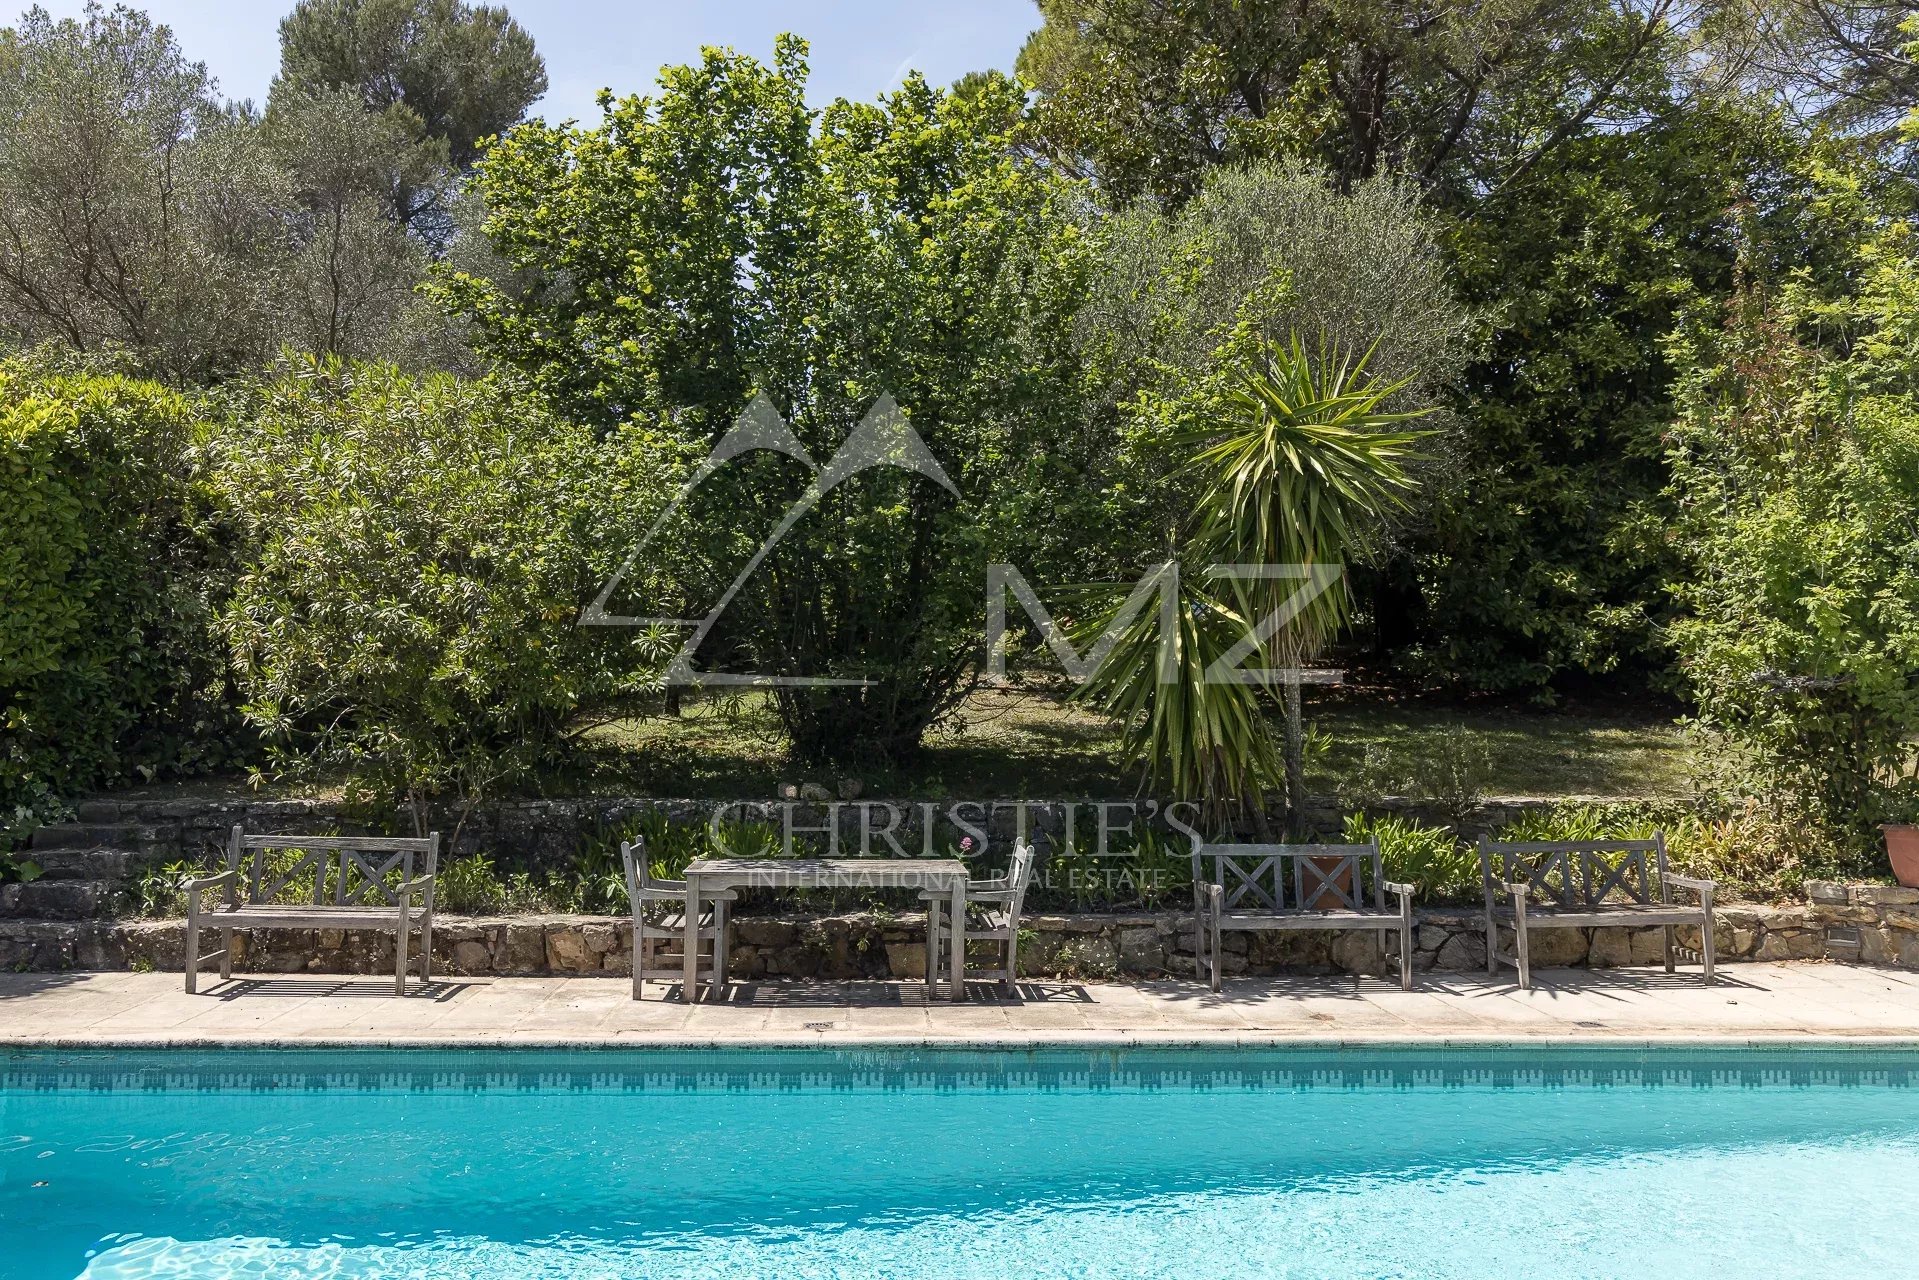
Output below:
[679,858,969,1002]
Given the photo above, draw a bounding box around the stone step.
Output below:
[28,822,176,851]
[19,848,134,881]
[0,878,121,920]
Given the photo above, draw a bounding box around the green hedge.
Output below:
[0,361,237,820]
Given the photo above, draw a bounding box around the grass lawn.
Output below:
[570,681,1696,800]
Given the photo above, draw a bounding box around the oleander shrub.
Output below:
[211,357,677,835]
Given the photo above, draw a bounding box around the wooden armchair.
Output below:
[621,837,735,1000]
[922,841,1037,995]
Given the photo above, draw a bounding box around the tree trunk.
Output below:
[1282,674,1306,838]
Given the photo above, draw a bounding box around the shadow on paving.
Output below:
[203,977,473,1002]
[1140,967,1759,1007]
[0,972,94,1000]
[704,980,1093,1008]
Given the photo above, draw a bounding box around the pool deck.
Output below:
[7,962,1919,1046]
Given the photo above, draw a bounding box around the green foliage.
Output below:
[434,853,507,915]
[0,359,239,812]
[1495,802,1660,844]
[124,857,200,918]
[1404,104,1816,694]
[1082,161,1469,573]
[0,3,485,377]
[1341,811,1480,903]
[274,0,546,172]
[1018,0,1689,203]
[0,5,270,376]
[0,849,43,886]
[211,358,675,830]
[441,37,1091,763]
[1667,182,1919,859]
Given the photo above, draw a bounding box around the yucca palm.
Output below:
[1077,334,1430,832]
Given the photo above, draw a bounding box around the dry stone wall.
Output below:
[0,882,1903,979]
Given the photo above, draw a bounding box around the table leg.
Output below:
[682,873,701,1003]
[949,879,966,1001]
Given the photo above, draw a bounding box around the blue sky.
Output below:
[28,1,1042,121]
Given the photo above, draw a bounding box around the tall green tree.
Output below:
[1017,0,1691,203]
[0,4,283,379]
[274,0,545,169]
[1403,101,1816,692]
[441,38,1090,764]
[263,87,447,359]
[1078,160,1470,582]
[274,0,544,244]
[0,3,479,377]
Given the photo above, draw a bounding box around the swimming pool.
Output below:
[4,1042,1917,1278]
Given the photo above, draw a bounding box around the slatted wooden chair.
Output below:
[1191,840,1414,992]
[620,837,735,1000]
[1478,835,1716,990]
[922,841,1037,995]
[183,826,439,995]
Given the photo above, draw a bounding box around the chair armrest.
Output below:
[181,869,238,892]
[1663,872,1715,898]
[398,873,435,902]
[1382,880,1415,899]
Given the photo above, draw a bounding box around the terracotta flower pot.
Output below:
[1884,825,1919,888]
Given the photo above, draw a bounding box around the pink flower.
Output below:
[960,836,974,851]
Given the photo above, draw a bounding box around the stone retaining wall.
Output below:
[3,881,1908,979]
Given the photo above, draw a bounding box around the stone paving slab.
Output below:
[8,963,1919,1046]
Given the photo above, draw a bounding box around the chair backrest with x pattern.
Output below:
[228,826,439,907]
[1191,840,1386,913]
[1476,837,1669,910]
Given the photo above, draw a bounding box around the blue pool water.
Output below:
[5,1044,1919,1278]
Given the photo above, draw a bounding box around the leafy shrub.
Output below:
[212,358,674,834]
[435,853,508,915]
[0,357,240,813]
[1667,211,1919,862]
[1342,811,1480,903]
[445,43,1093,765]
[1493,803,1660,845]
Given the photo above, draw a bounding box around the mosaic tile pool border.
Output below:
[9,1042,1919,1094]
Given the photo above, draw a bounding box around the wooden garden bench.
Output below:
[1477,836,1715,990]
[183,826,440,995]
[1191,840,1414,991]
